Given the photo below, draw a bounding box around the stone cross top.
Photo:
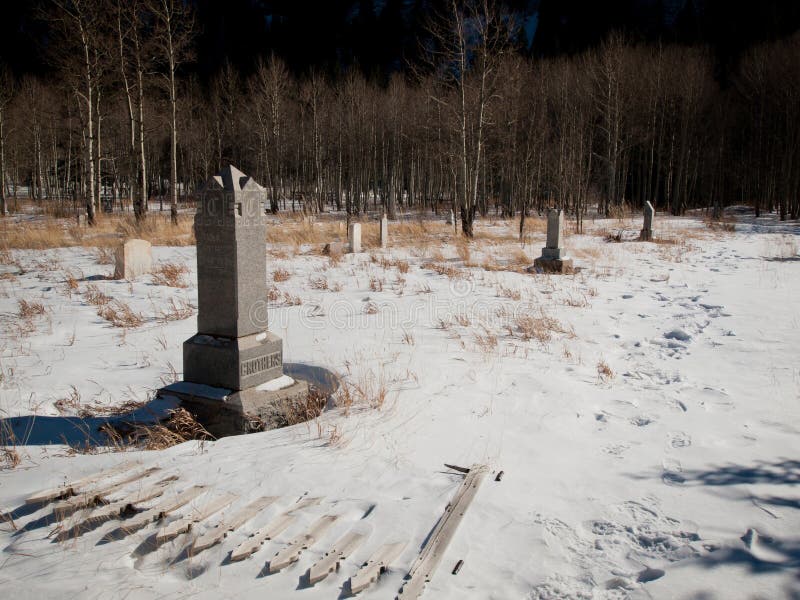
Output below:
[184,165,282,391]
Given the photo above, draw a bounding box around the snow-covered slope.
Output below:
[0,214,798,599]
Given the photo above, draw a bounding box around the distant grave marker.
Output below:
[348,222,362,253]
[114,239,152,280]
[640,201,654,241]
[380,214,388,248]
[530,209,573,274]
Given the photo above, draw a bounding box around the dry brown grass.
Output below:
[333,371,389,415]
[127,408,214,450]
[156,297,194,322]
[497,284,522,301]
[473,326,499,353]
[0,213,195,250]
[421,261,466,279]
[0,421,21,471]
[151,262,189,287]
[369,276,384,292]
[597,359,615,383]
[309,275,329,290]
[84,284,112,306]
[94,247,115,264]
[272,268,291,282]
[18,299,46,318]
[97,300,145,328]
[512,312,571,346]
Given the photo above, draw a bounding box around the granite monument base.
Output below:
[160,378,310,437]
[183,331,283,392]
[529,257,574,274]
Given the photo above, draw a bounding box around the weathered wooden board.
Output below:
[308,530,367,585]
[193,496,278,553]
[396,464,488,599]
[268,514,338,573]
[349,542,408,595]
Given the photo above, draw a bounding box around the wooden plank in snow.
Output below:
[308,530,367,585]
[193,496,278,553]
[268,514,338,573]
[155,492,238,543]
[52,467,161,520]
[120,485,206,533]
[229,496,322,562]
[349,542,407,595]
[26,461,139,505]
[396,464,488,599]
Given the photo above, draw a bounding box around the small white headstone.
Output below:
[114,239,152,280]
[380,214,388,248]
[348,223,362,253]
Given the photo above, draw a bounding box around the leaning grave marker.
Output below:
[161,165,308,435]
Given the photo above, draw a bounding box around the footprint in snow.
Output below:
[668,431,691,448]
[662,458,686,486]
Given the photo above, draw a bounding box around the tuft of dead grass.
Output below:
[156,297,195,322]
[97,300,145,328]
[151,262,189,288]
[597,359,615,383]
[18,299,46,318]
[272,268,291,282]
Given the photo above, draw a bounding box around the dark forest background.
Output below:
[0,0,798,232]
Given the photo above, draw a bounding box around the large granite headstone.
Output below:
[530,209,573,273]
[640,201,654,241]
[163,165,307,435]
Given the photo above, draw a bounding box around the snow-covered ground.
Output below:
[0,213,798,599]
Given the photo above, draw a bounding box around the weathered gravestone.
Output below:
[348,222,362,253]
[380,214,388,248]
[161,165,307,435]
[529,209,573,274]
[640,201,654,241]
[114,239,152,280]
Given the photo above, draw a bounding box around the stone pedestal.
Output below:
[529,209,573,274]
[162,165,308,434]
[348,222,362,253]
[640,201,654,241]
[380,214,388,248]
[114,239,152,280]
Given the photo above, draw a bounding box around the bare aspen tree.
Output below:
[148,0,193,225]
[0,64,13,215]
[424,0,510,237]
[49,0,105,224]
[114,0,150,221]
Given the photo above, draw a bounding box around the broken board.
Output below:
[155,492,238,543]
[396,464,488,599]
[230,496,322,562]
[308,529,367,584]
[26,461,139,505]
[269,514,338,573]
[193,496,278,553]
[120,485,206,533]
[349,541,408,595]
